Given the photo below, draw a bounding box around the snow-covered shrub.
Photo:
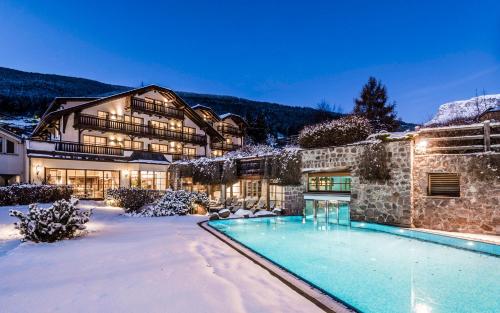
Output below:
[192,158,222,184]
[129,190,209,217]
[298,115,372,149]
[358,142,391,182]
[106,188,164,212]
[221,159,238,185]
[267,149,302,185]
[9,198,91,243]
[0,184,73,206]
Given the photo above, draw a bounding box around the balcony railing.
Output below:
[55,142,124,156]
[237,159,267,176]
[131,97,184,119]
[216,124,241,136]
[75,113,207,145]
[210,141,241,151]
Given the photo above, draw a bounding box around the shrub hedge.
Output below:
[0,184,73,206]
[106,188,164,212]
[298,115,372,149]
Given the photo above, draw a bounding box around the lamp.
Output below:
[35,165,41,177]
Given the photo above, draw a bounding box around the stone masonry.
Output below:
[300,140,413,227]
[413,154,500,235]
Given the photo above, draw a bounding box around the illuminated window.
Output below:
[130,171,167,190]
[97,111,109,119]
[270,184,284,207]
[308,172,351,193]
[183,147,195,156]
[83,135,107,146]
[183,127,195,134]
[151,143,169,153]
[124,115,143,125]
[123,140,144,150]
[245,180,261,198]
[151,120,169,129]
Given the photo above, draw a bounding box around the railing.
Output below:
[416,121,500,154]
[237,159,267,176]
[216,124,241,135]
[131,97,184,119]
[210,141,241,151]
[55,142,124,156]
[75,113,207,145]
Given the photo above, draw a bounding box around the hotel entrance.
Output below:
[46,168,120,199]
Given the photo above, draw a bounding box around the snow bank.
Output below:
[425,94,500,126]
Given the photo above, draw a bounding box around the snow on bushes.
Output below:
[128,190,209,217]
[0,184,73,206]
[106,188,164,212]
[267,148,302,185]
[298,115,372,149]
[9,198,92,243]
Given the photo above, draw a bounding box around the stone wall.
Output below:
[301,140,413,227]
[412,154,500,235]
[282,185,305,215]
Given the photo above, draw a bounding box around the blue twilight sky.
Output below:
[0,0,499,123]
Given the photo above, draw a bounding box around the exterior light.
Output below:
[35,165,42,176]
[416,139,428,153]
[123,170,129,178]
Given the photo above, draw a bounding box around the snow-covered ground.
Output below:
[0,201,321,313]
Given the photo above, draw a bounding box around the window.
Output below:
[308,172,351,193]
[46,168,119,199]
[169,141,182,154]
[123,140,144,150]
[6,140,15,153]
[225,137,232,144]
[151,143,169,153]
[97,111,109,119]
[0,137,2,153]
[183,147,195,156]
[245,180,261,198]
[428,173,460,197]
[124,115,143,125]
[270,184,284,208]
[151,120,169,129]
[83,135,107,146]
[183,127,195,134]
[130,171,168,190]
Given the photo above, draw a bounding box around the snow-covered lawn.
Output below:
[0,201,321,313]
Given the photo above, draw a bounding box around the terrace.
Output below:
[130,97,184,119]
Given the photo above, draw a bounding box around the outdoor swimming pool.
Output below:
[208,216,500,313]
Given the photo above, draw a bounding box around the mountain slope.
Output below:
[425,94,500,126]
[0,66,415,138]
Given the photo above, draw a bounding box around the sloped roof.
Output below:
[32,85,224,141]
[219,113,248,126]
[128,151,170,164]
[191,104,221,121]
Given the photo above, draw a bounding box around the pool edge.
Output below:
[198,220,357,313]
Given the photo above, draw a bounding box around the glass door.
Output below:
[338,201,350,225]
[327,200,339,224]
[86,170,104,199]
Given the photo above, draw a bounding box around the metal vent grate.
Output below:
[428,173,460,197]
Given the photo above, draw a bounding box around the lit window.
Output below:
[83,135,107,146]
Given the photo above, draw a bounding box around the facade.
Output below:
[298,121,500,235]
[0,126,25,186]
[27,85,246,199]
[192,105,247,157]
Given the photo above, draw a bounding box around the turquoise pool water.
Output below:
[209,216,500,313]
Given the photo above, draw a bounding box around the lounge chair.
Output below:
[245,199,257,210]
[268,200,276,210]
[251,199,266,214]
[230,199,244,213]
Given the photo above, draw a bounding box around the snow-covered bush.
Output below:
[358,142,391,182]
[0,184,73,206]
[9,198,92,243]
[267,149,302,185]
[298,115,372,149]
[106,188,164,212]
[192,159,221,185]
[221,159,238,185]
[129,190,209,217]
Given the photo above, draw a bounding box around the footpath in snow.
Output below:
[0,201,321,313]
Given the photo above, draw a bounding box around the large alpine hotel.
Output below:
[26,85,247,199]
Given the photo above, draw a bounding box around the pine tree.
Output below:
[250,111,269,143]
[353,77,400,132]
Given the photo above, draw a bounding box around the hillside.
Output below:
[0,66,415,138]
[425,94,500,126]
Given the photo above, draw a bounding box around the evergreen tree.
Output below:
[250,111,269,143]
[353,77,400,132]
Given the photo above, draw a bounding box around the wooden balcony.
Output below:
[216,124,241,136]
[131,97,184,119]
[237,159,267,176]
[75,113,207,145]
[55,142,124,156]
[210,141,241,151]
